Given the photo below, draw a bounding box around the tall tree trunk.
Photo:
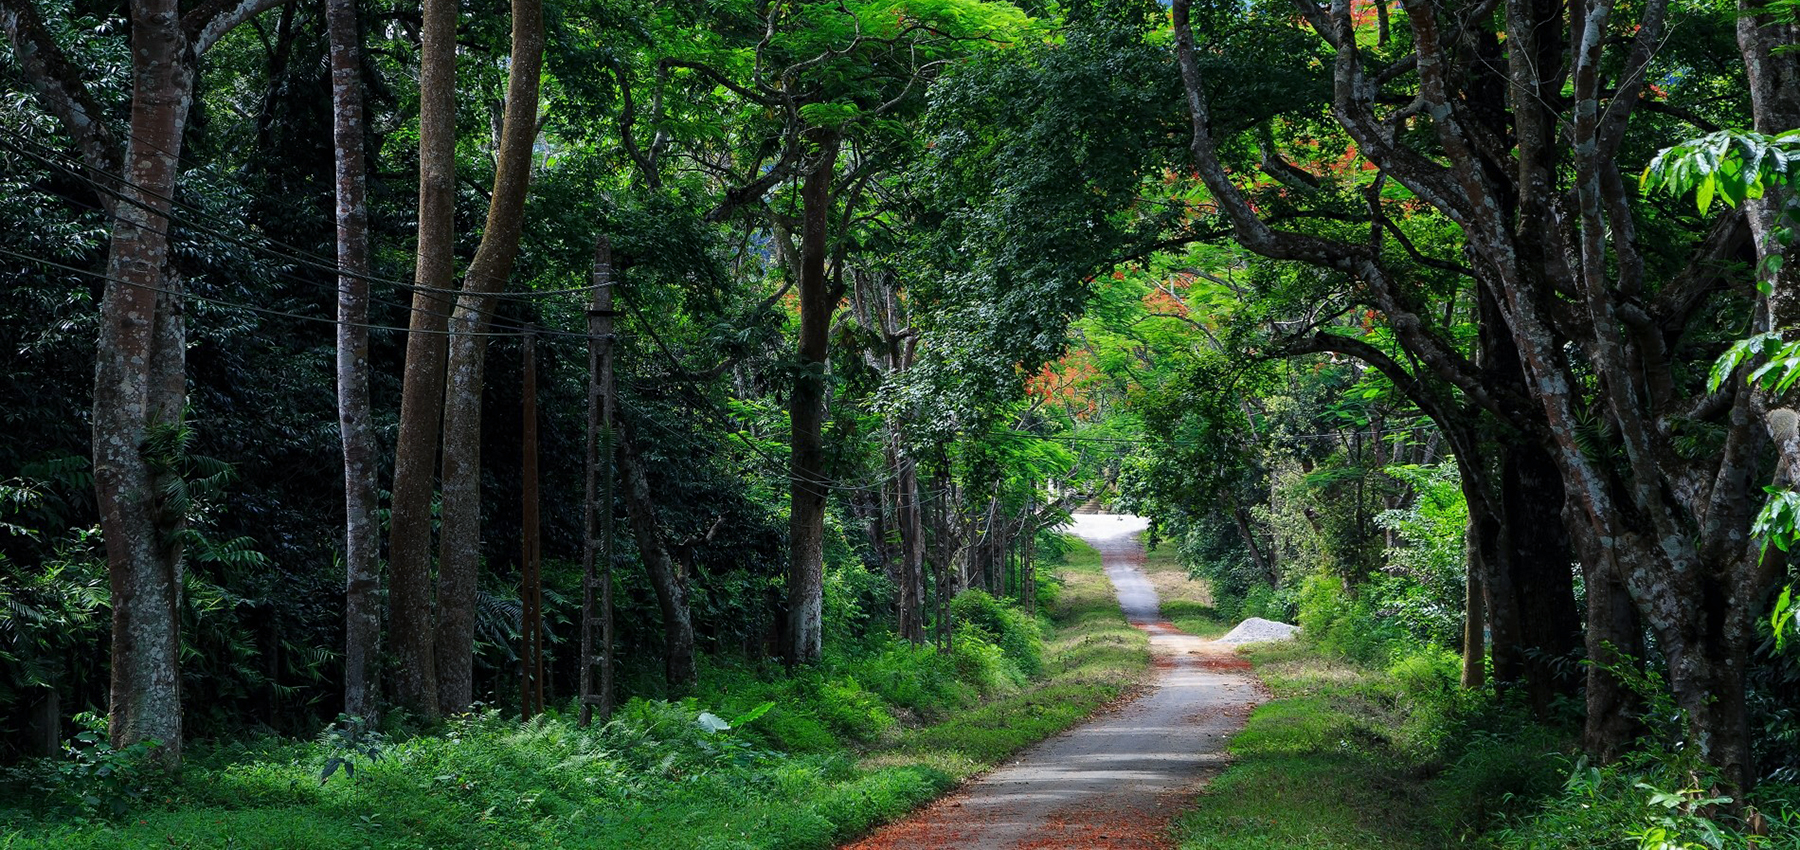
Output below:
[785,131,840,666]
[931,457,957,648]
[5,0,289,768]
[616,412,698,692]
[1229,497,1274,587]
[1572,507,1643,761]
[93,0,195,767]
[897,454,925,643]
[327,0,380,723]
[1460,515,1486,689]
[1469,484,1524,693]
[434,0,546,714]
[1502,443,1581,715]
[386,0,459,719]
[1021,502,1037,616]
[872,459,898,588]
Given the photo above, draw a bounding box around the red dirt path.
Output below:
[839,514,1265,850]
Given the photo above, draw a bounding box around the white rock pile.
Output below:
[1216,616,1301,645]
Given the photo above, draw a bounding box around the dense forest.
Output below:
[2,0,1799,846]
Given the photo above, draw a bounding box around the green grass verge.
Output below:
[1138,540,1231,639]
[898,542,1149,768]
[1173,641,1566,850]
[0,540,1147,850]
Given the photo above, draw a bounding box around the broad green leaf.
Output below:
[1774,585,1795,652]
[730,700,776,727]
[696,711,731,734]
[1707,333,1778,392]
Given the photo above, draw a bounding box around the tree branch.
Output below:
[186,0,289,55]
[1,0,122,195]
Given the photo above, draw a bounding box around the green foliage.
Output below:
[1641,129,1800,215]
[0,544,107,734]
[1776,586,1796,654]
[3,713,165,821]
[316,715,386,785]
[1372,462,1468,648]
[0,543,1147,849]
[1490,657,1800,848]
[1490,757,1800,850]
[1173,641,1566,850]
[1295,572,1411,667]
[908,13,1185,418]
[949,588,1045,677]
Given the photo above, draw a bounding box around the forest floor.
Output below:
[841,514,1264,850]
[0,536,1152,850]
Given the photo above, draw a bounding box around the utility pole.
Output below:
[1024,477,1037,616]
[520,328,544,719]
[579,237,618,727]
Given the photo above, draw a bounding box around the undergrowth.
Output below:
[1174,640,1565,850]
[0,539,1147,849]
[1178,574,1800,850]
[1141,541,1231,638]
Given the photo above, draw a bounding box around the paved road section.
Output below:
[841,514,1264,850]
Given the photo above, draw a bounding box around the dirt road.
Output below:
[841,514,1264,850]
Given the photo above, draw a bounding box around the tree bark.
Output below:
[1460,516,1486,689]
[327,0,380,724]
[615,412,699,692]
[385,0,458,719]
[4,0,286,767]
[897,453,926,643]
[1573,512,1644,762]
[1501,443,1581,715]
[88,0,198,768]
[432,0,545,714]
[785,131,840,666]
[1468,481,1524,692]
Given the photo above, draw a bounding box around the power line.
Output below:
[0,121,607,301]
[0,244,543,338]
[0,130,605,343]
[0,184,600,344]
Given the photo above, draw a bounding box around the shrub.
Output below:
[1434,721,1567,831]
[2,712,168,820]
[950,636,1027,697]
[1296,571,1408,666]
[856,639,972,717]
[1240,583,1290,621]
[810,677,895,743]
[949,589,1044,677]
[822,555,892,646]
[1489,756,1800,850]
[1385,646,1471,758]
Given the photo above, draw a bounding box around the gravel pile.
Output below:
[1215,617,1301,645]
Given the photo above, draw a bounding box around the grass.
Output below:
[1139,540,1231,639]
[1172,641,1566,850]
[896,540,1150,767]
[0,540,1148,850]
